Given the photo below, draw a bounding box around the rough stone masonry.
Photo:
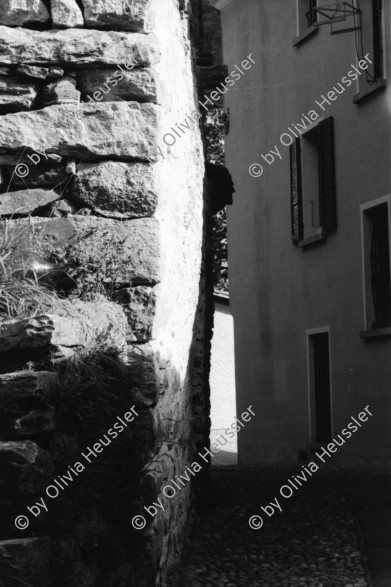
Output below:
[0,1,206,586]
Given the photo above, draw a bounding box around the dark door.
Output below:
[310,332,332,443]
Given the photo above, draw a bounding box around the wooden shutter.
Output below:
[372,0,383,79]
[318,117,337,234]
[290,138,303,245]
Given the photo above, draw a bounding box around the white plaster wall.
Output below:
[210,302,236,428]
[210,301,238,462]
[149,0,205,380]
[220,0,391,465]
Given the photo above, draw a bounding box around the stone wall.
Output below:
[0,1,206,586]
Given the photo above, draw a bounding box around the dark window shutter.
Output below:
[307,0,318,26]
[372,0,383,79]
[318,117,337,234]
[290,138,303,245]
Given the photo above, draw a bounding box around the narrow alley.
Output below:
[173,466,391,587]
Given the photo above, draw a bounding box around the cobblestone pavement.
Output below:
[170,466,391,587]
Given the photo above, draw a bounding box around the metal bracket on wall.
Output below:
[312,1,362,35]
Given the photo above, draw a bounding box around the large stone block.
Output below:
[65,299,129,348]
[1,407,56,438]
[0,302,128,352]
[0,538,51,586]
[113,286,156,341]
[71,161,157,218]
[17,64,50,80]
[0,374,57,438]
[0,26,158,67]
[0,349,56,376]
[78,68,157,103]
[24,216,161,285]
[73,217,161,285]
[0,188,60,216]
[0,315,95,351]
[0,103,158,161]
[0,0,49,26]
[0,76,39,112]
[82,0,150,32]
[51,0,84,28]
[0,440,54,494]
[0,371,57,401]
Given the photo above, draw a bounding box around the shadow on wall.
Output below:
[0,347,161,586]
[0,308,209,587]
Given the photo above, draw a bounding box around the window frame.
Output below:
[360,195,391,337]
[290,116,337,248]
[306,326,333,444]
[293,0,319,47]
[353,0,386,103]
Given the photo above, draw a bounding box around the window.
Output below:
[354,0,385,101]
[361,198,391,333]
[294,0,319,45]
[298,0,317,32]
[290,117,337,246]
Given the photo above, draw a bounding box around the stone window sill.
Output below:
[360,327,391,339]
[353,79,386,104]
[292,26,319,48]
[298,233,327,248]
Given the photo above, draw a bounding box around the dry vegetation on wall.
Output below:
[33,223,134,301]
[204,108,229,293]
[0,219,63,321]
[0,216,158,583]
[49,350,156,575]
[0,216,135,324]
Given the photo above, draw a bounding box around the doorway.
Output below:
[307,328,332,443]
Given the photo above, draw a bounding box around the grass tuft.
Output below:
[0,219,66,321]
